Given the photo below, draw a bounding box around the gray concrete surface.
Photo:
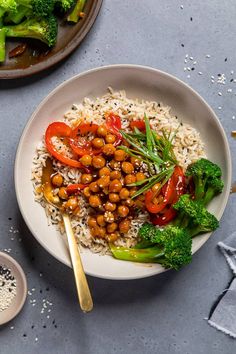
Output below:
[0,1,236,353]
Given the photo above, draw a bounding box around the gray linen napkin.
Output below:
[208,232,236,338]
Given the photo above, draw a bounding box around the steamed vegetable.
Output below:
[67,0,85,23]
[0,0,87,63]
[186,158,224,205]
[110,158,224,270]
[110,225,192,270]
[5,15,58,47]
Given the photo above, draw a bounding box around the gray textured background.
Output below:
[0,1,236,353]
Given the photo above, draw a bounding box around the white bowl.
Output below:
[14,65,232,280]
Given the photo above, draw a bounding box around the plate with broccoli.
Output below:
[0,0,103,79]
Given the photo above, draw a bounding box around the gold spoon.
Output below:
[42,158,93,312]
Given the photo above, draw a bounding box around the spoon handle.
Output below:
[62,213,93,312]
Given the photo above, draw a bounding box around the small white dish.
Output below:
[0,252,27,325]
[14,65,232,280]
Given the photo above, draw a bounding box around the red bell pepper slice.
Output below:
[45,122,83,168]
[150,207,177,226]
[106,112,122,146]
[66,183,87,195]
[145,166,185,215]
[69,123,101,156]
[145,176,174,214]
[130,120,146,131]
[148,166,186,225]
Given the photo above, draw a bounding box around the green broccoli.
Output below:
[67,0,85,23]
[186,158,224,205]
[0,28,6,62]
[173,194,219,236]
[110,194,219,270]
[0,0,17,25]
[110,225,192,271]
[5,15,58,47]
[55,0,75,12]
[4,5,31,24]
[16,0,54,18]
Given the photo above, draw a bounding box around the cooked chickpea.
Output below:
[83,186,91,198]
[109,179,123,193]
[136,172,146,182]
[97,125,108,137]
[119,188,130,200]
[64,197,78,211]
[79,154,92,166]
[90,226,106,238]
[119,219,131,233]
[105,134,116,144]
[124,198,135,207]
[114,150,126,162]
[88,217,97,228]
[121,161,134,174]
[89,181,99,193]
[92,156,106,169]
[81,173,93,184]
[89,195,101,208]
[109,160,120,170]
[97,215,106,227]
[105,201,116,212]
[58,187,68,199]
[110,170,122,180]
[107,222,118,233]
[104,211,115,223]
[124,174,136,185]
[107,232,119,242]
[98,227,106,238]
[102,144,116,156]
[130,156,141,167]
[97,176,110,189]
[52,174,63,187]
[98,167,111,177]
[117,205,129,218]
[92,138,104,149]
[109,193,120,203]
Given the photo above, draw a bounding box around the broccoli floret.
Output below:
[15,0,55,17]
[55,0,75,12]
[67,0,85,23]
[186,158,223,204]
[110,225,192,270]
[0,0,17,25]
[173,194,219,237]
[4,4,31,24]
[135,222,159,248]
[5,15,58,47]
[187,205,219,237]
[0,28,6,62]
[202,177,224,206]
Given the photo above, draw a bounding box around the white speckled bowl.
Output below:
[14,65,232,280]
[0,252,27,325]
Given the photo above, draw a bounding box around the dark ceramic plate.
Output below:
[0,0,103,79]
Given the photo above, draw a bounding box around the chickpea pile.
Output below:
[50,174,80,214]
[48,123,148,243]
[78,123,146,243]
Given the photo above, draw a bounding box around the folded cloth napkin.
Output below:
[208,232,236,338]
